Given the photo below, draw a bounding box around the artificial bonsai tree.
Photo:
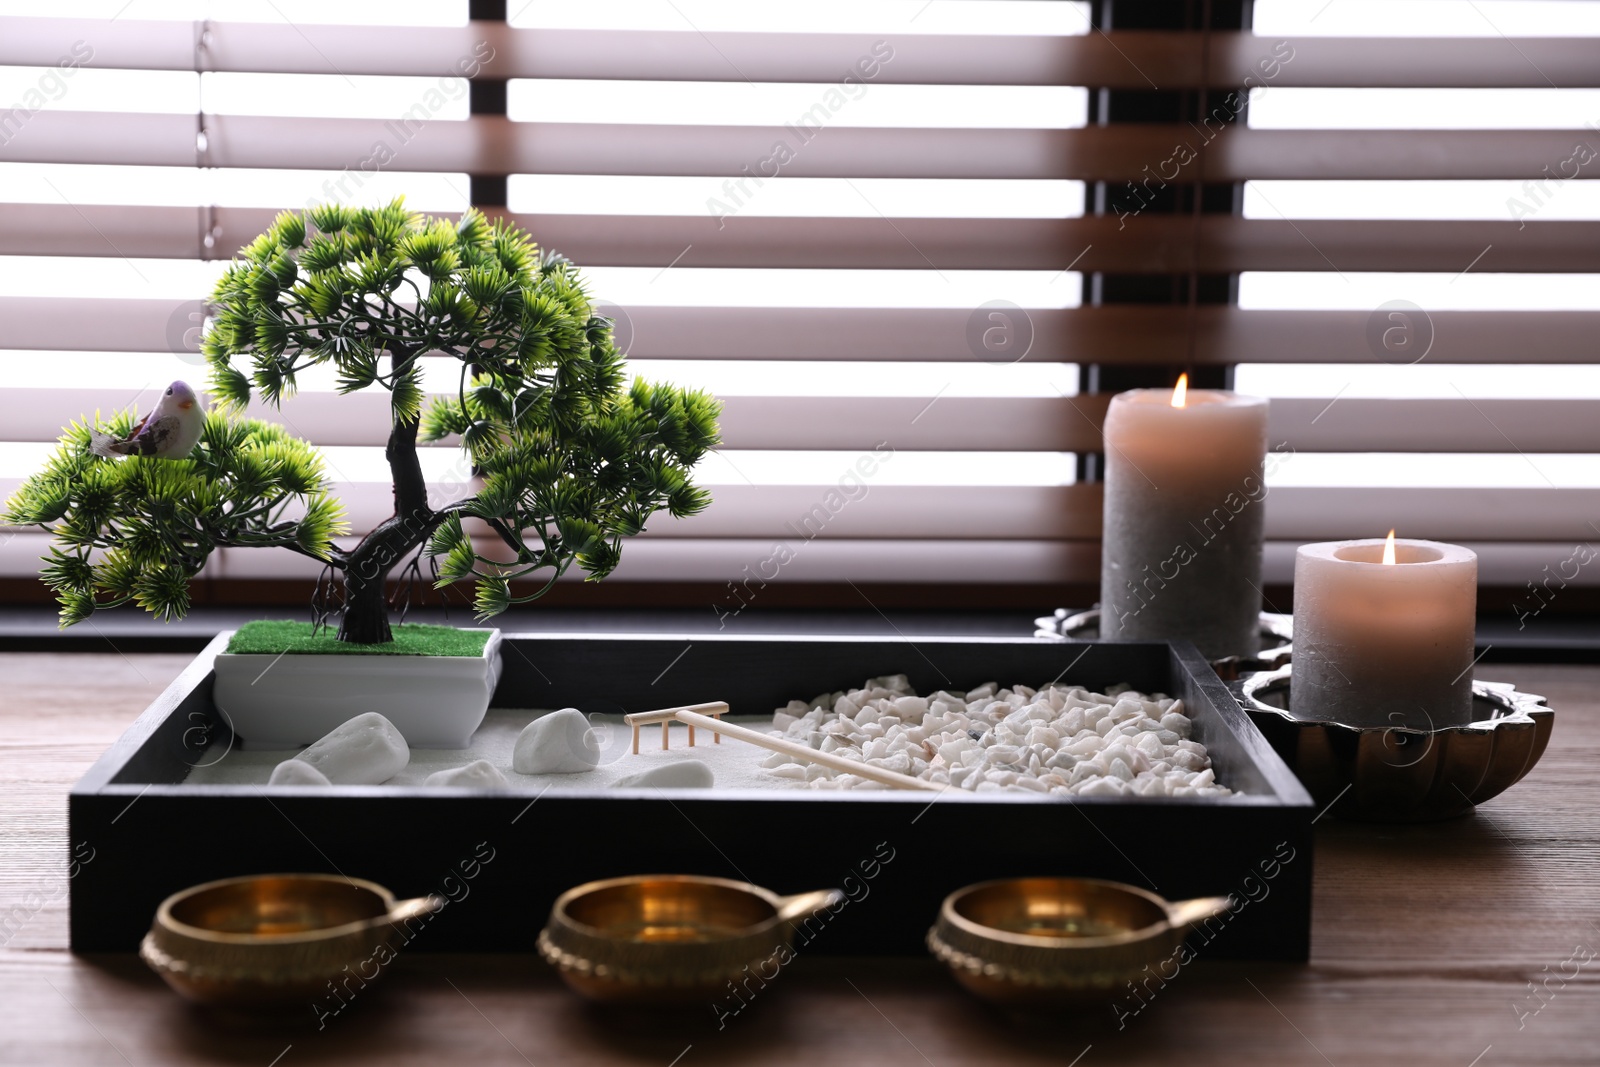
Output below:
[4,200,720,645]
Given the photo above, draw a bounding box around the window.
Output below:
[1,2,1595,604]
[1240,0,1600,588]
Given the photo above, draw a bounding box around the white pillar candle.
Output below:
[1293,537,1478,729]
[1100,380,1269,659]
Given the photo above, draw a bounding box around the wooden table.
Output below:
[3,653,1596,1066]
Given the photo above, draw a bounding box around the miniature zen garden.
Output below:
[3,201,1231,800]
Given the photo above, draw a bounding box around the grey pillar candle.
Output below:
[1100,380,1269,659]
[1292,537,1478,729]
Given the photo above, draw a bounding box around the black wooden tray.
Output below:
[70,633,1315,959]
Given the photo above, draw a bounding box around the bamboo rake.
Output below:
[623,701,729,753]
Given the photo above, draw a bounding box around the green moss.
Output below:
[225,620,491,657]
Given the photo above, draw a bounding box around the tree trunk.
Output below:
[336,346,438,645]
[339,562,394,644]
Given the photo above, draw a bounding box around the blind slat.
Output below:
[0,529,1586,586]
[220,484,1600,545]
[4,20,1596,89]
[6,112,1592,181]
[0,391,1113,453]
[7,205,1598,274]
[4,481,1596,548]
[7,391,1597,455]
[213,537,1102,584]
[4,300,1597,364]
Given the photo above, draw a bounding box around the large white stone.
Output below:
[512,708,599,774]
[424,759,510,789]
[612,759,715,789]
[268,758,331,786]
[295,712,409,785]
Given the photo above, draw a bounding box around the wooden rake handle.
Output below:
[673,710,941,792]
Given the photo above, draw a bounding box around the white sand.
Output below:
[186,709,802,791]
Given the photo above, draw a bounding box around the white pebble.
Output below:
[425,759,509,789]
[891,696,928,720]
[297,712,409,785]
[985,744,1024,767]
[513,708,598,775]
[1111,697,1144,720]
[1067,734,1104,756]
[1067,762,1099,787]
[268,759,330,786]
[869,674,912,694]
[876,751,913,774]
[1026,726,1060,748]
[1135,731,1165,758]
[1046,751,1078,771]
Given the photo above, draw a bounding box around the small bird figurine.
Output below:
[90,381,205,459]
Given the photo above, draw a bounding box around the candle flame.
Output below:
[1171,373,1188,408]
[1382,529,1397,566]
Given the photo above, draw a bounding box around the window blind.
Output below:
[1,1,1597,604]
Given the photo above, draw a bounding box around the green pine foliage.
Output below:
[4,413,345,625]
[4,200,719,630]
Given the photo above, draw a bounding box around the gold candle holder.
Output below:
[927,877,1229,1007]
[537,874,841,1003]
[140,873,440,1007]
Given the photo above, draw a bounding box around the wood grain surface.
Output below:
[2,653,1596,1066]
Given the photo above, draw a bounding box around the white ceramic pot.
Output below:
[212,629,503,749]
